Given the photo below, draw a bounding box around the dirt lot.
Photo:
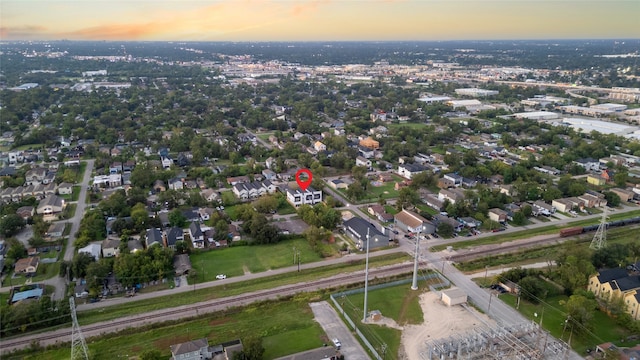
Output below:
[400,290,496,359]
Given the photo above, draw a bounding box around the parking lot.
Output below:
[273,219,309,234]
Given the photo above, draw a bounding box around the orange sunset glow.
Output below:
[1,0,639,41]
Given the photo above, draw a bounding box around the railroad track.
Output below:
[447,235,566,263]
[0,262,414,353]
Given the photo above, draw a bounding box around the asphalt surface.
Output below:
[310,301,370,360]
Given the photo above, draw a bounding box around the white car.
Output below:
[332,338,341,349]
[215,274,227,280]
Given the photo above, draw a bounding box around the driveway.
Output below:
[310,301,370,360]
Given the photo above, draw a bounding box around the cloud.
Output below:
[0,25,48,39]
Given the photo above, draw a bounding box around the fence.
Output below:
[330,272,449,360]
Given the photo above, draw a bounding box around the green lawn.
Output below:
[221,191,238,206]
[339,175,403,203]
[277,201,297,215]
[75,252,411,326]
[383,205,398,215]
[387,123,429,130]
[61,203,76,220]
[71,186,81,201]
[7,297,326,360]
[4,262,61,287]
[501,294,632,355]
[338,279,435,359]
[189,238,326,282]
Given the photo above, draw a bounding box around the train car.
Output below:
[582,225,599,233]
[560,227,584,237]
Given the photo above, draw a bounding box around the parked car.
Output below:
[216,274,227,280]
[332,338,341,349]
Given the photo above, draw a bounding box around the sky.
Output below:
[1,0,639,42]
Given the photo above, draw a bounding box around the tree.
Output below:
[168,209,187,228]
[518,276,548,303]
[140,350,163,360]
[5,238,27,265]
[131,203,150,231]
[560,293,597,334]
[437,222,454,238]
[396,187,419,211]
[71,252,96,279]
[351,165,367,181]
[253,195,278,214]
[602,191,621,207]
[0,214,26,237]
[512,211,527,226]
[85,260,112,294]
[233,337,265,360]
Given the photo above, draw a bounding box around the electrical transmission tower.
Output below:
[70,297,89,360]
[590,206,608,250]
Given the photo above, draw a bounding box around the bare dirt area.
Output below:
[400,290,496,360]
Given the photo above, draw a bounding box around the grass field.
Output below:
[387,123,430,130]
[338,279,432,359]
[7,297,326,360]
[501,294,632,355]
[76,252,412,326]
[338,175,403,203]
[189,238,323,282]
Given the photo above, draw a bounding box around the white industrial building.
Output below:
[513,111,559,121]
[454,88,499,97]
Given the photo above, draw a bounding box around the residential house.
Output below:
[226,176,250,186]
[57,182,74,195]
[358,145,375,159]
[587,174,606,186]
[189,222,205,249]
[75,284,89,298]
[93,174,122,188]
[397,163,428,180]
[283,186,322,207]
[36,194,65,217]
[552,197,584,213]
[578,193,607,208]
[16,206,35,221]
[610,188,635,202]
[15,256,39,274]
[128,239,144,253]
[173,254,192,276]
[533,200,555,215]
[356,156,372,169]
[153,180,166,193]
[488,208,508,223]
[438,188,465,205]
[588,268,640,320]
[45,222,66,241]
[314,141,326,152]
[201,189,219,203]
[432,214,463,233]
[423,194,445,211]
[232,180,275,200]
[443,173,463,187]
[170,338,211,360]
[458,217,482,228]
[574,158,600,172]
[394,209,435,234]
[359,137,379,149]
[262,169,277,181]
[78,243,101,260]
[367,204,394,222]
[168,177,184,190]
[228,224,241,242]
[25,167,47,185]
[101,238,120,258]
[198,207,214,222]
[146,228,163,248]
[165,227,184,250]
[344,217,390,251]
[328,179,349,190]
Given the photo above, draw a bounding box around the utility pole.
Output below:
[411,231,420,290]
[488,292,493,313]
[296,249,301,272]
[363,227,370,323]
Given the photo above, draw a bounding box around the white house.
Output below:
[574,158,600,172]
[355,156,372,169]
[283,186,322,207]
[397,163,428,179]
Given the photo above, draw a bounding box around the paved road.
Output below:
[310,301,369,360]
[0,160,94,300]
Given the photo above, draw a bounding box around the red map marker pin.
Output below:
[295,169,313,191]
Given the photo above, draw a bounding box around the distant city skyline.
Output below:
[1,0,639,42]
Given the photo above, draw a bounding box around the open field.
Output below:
[337,174,403,203]
[5,297,326,360]
[338,278,434,359]
[189,238,323,282]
